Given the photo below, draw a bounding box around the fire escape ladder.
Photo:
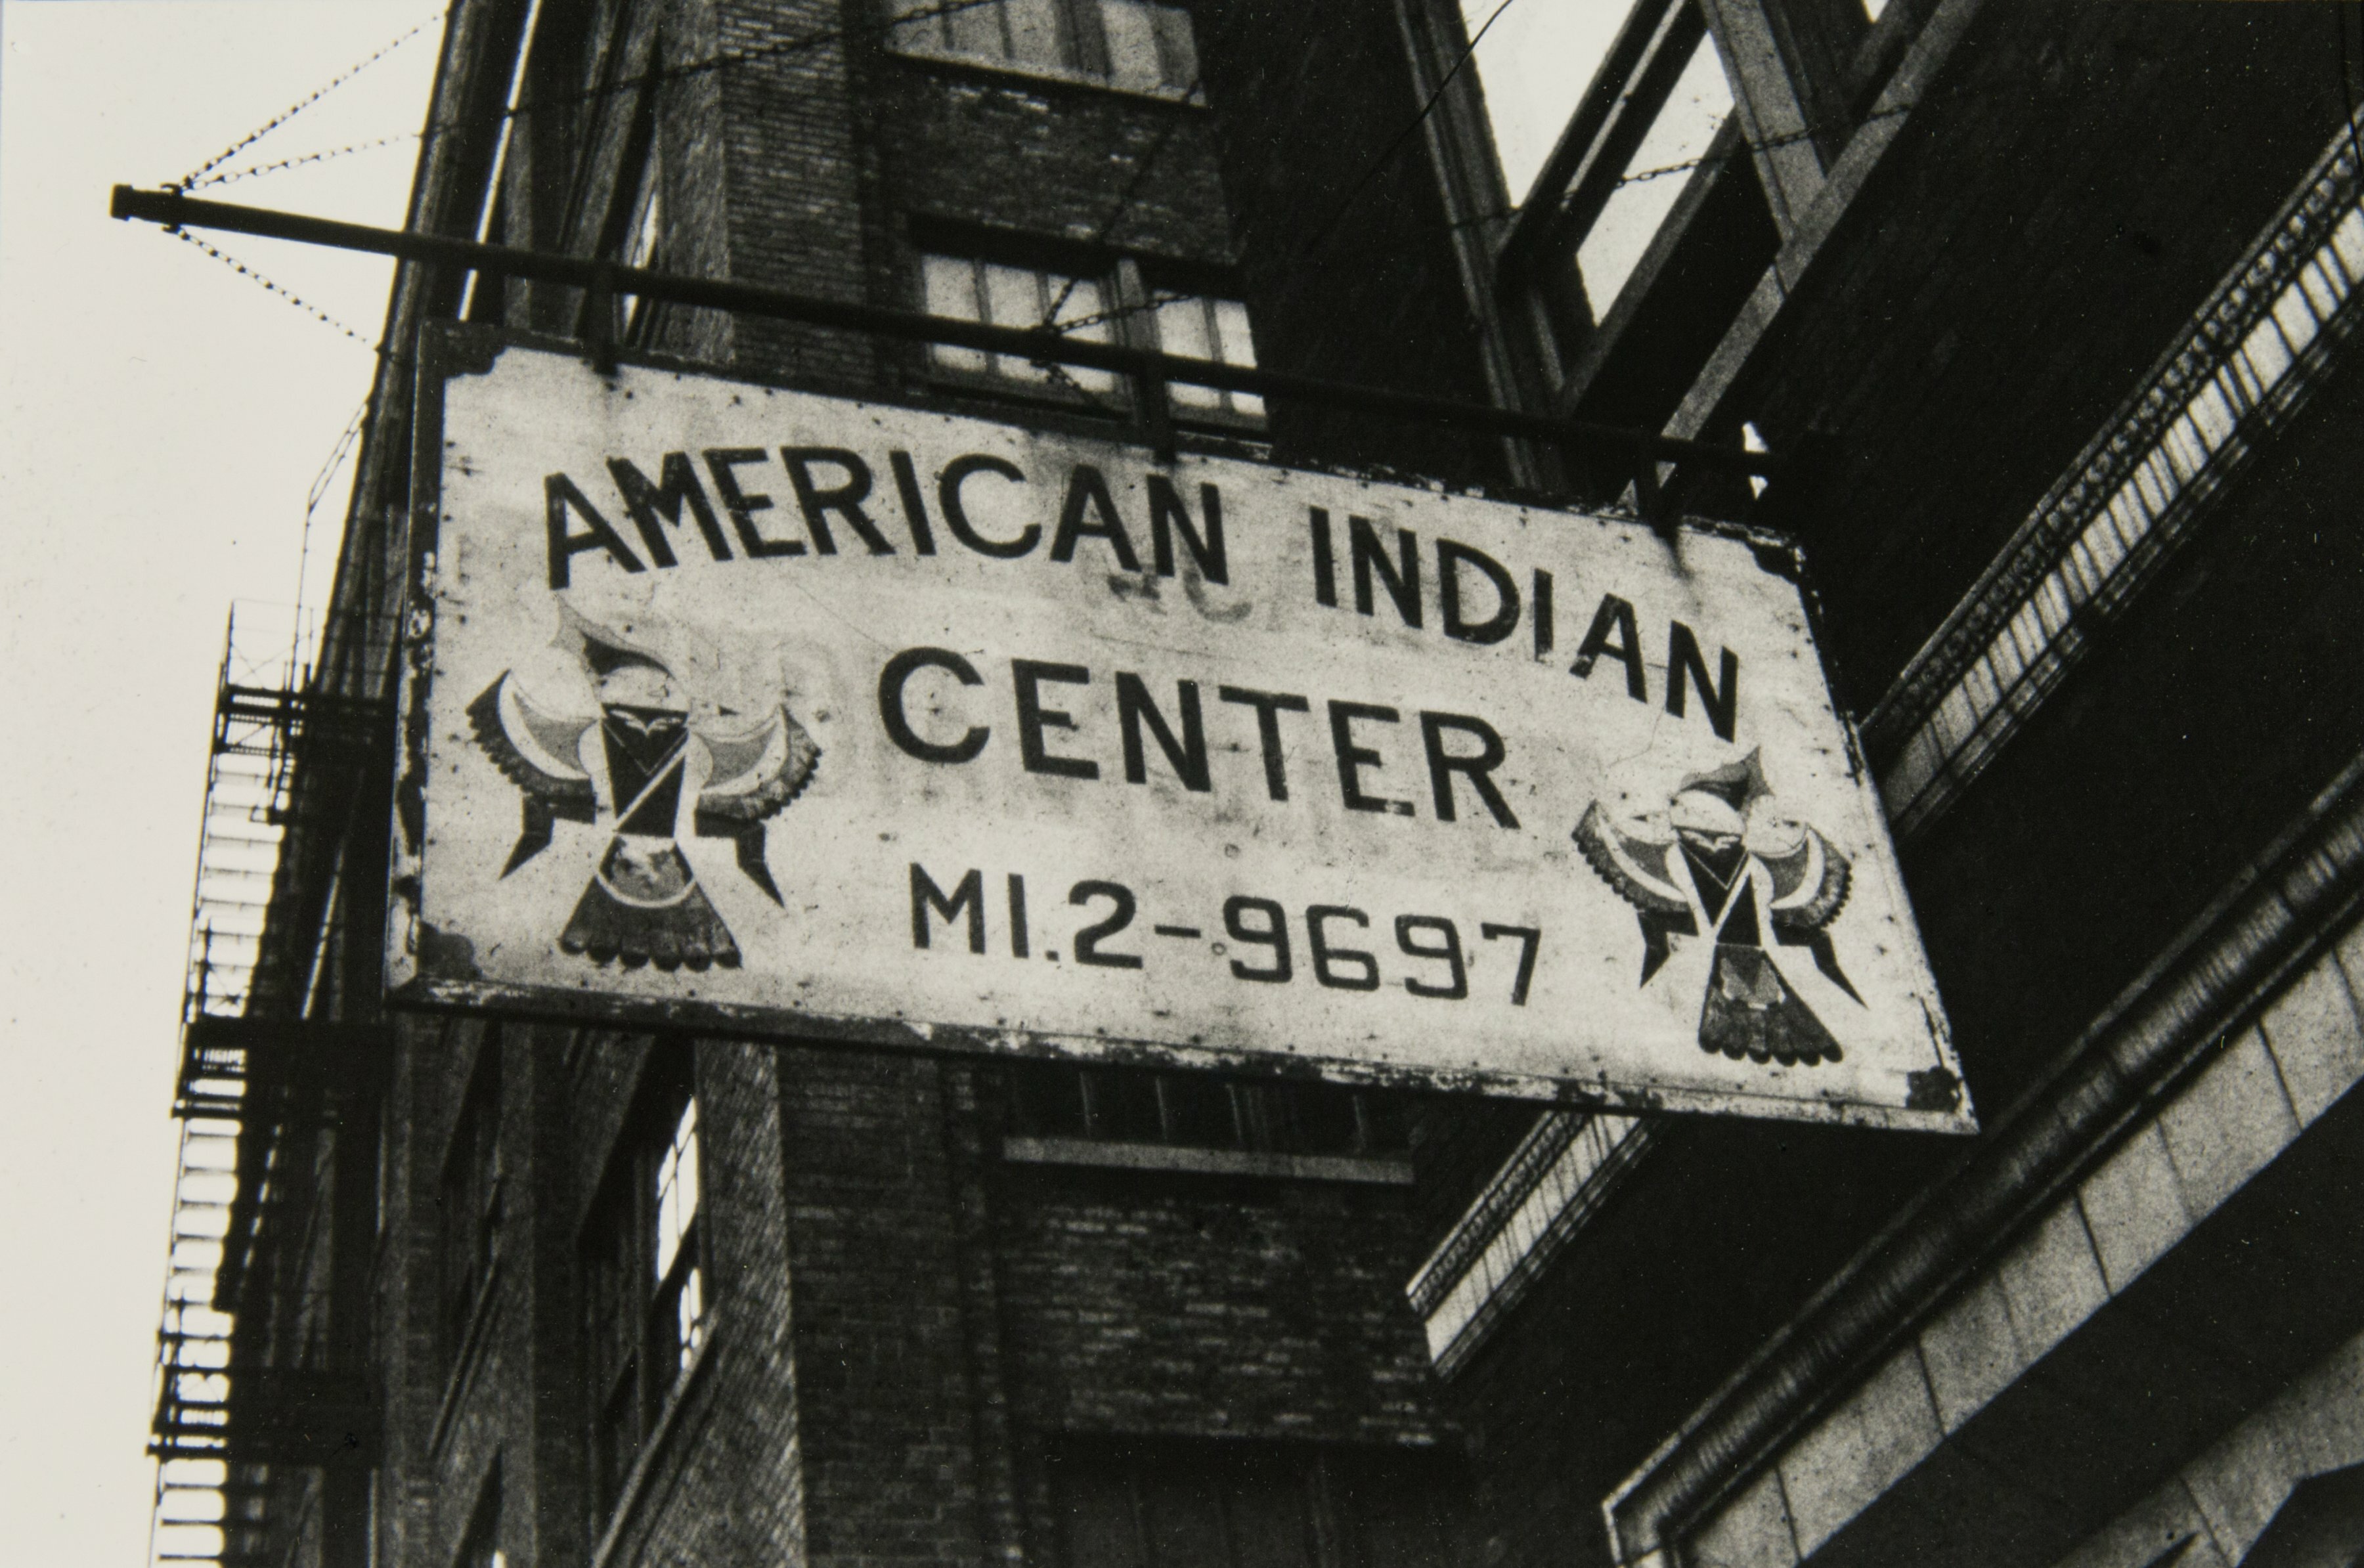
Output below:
[148,606,390,1568]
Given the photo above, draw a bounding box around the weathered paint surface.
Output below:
[389,330,1971,1131]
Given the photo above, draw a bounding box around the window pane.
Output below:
[1277,1084,1361,1156]
[885,0,946,51]
[1154,296,1221,409]
[1223,1471,1316,1568]
[1099,0,1166,93]
[1051,276,1116,391]
[1011,1062,1090,1137]
[655,1166,678,1276]
[922,255,988,370]
[948,0,1007,60]
[655,1099,697,1280]
[623,173,661,270]
[1140,1470,1230,1568]
[1211,298,1256,367]
[1047,276,1107,338]
[1214,297,1261,417]
[1355,1092,1409,1154]
[1052,1455,1147,1568]
[1004,0,1063,71]
[584,1211,634,1389]
[1084,1066,1163,1141]
[1154,294,1213,359]
[595,1365,636,1520]
[673,1102,699,1225]
[927,255,1117,395]
[1150,2,1197,91]
[985,263,1049,381]
[1334,1452,1467,1568]
[1158,1074,1241,1148]
[617,157,662,341]
[676,1264,705,1370]
[1575,29,1733,315]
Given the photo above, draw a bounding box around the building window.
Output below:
[1148,292,1263,419]
[1047,1438,1464,1568]
[582,1051,707,1531]
[1569,18,1732,317]
[1009,1061,1404,1158]
[919,252,1263,420]
[888,0,1199,95]
[611,140,665,346]
[437,1034,503,1378]
[1493,0,1774,416]
[921,254,1118,391]
[652,1096,705,1376]
[456,1460,505,1568]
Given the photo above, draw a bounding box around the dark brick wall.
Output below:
[1711,0,2364,1128]
[651,0,740,363]
[856,49,1240,414]
[1415,8,2364,1566]
[774,1046,993,1568]
[518,1025,594,1568]
[766,1055,1451,1565]
[599,1039,808,1567]
[974,1071,1453,1568]
[990,1167,1444,1446]
[1738,0,2350,710]
[1907,347,2364,1116]
[716,0,879,388]
[1439,1116,1956,1568]
[1194,0,1504,486]
[875,59,1234,263]
[352,3,1502,1563]
[376,1023,820,1568]
[378,1016,509,1568]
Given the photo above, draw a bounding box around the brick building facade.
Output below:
[148,3,2364,1567]
[155,0,1506,1563]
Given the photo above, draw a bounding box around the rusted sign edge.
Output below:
[399,320,1805,558]
[383,321,1975,1137]
[387,968,1971,1133]
[386,321,477,997]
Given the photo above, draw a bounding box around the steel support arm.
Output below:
[112,184,1784,481]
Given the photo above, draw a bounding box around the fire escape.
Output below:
[148,604,389,1568]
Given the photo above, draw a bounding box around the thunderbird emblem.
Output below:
[467,602,818,970]
[1575,751,1860,1066]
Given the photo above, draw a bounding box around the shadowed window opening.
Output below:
[581,1045,706,1534]
[1009,1060,1406,1158]
[889,0,1198,95]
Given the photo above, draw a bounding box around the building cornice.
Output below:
[1869,120,2364,838]
[1602,741,2364,1562]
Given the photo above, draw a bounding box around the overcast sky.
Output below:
[2,5,439,1559]
[0,1,1609,1559]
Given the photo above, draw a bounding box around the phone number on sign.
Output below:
[908,863,1539,1005]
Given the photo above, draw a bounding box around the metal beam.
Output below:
[111,184,1785,479]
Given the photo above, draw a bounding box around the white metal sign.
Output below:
[390,328,1971,1130]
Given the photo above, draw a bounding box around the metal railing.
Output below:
[149,605,309,1568]
[108,183,1788,498]
[1869,120,2364,840]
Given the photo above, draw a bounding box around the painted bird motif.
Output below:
[1574,751,1859,1067]
[468,635,818,971]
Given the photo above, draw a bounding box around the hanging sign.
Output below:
[389,326,1971,1130]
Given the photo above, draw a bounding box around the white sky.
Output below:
[0,3,438,1559]
[1462,0,1627,203]
[0,1,1615,1559]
